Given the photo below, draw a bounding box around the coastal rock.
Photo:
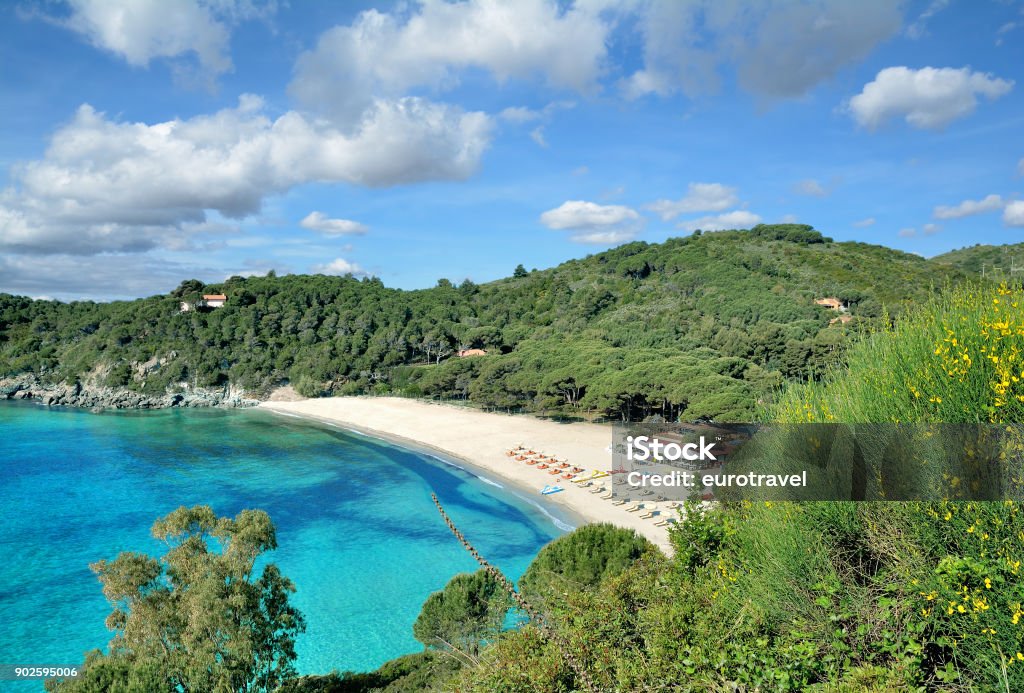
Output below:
[0,375,260,411]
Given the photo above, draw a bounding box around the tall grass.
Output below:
[771,282,1024,425]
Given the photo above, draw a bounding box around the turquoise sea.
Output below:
[0,401,570,687]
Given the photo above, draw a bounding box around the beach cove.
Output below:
[0,401,569,681]
[260,396,674,553]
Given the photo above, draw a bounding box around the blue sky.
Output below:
[1,0,1022,301]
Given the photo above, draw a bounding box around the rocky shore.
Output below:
[0,375,259,410]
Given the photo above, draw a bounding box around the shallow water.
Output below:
[0,401,569,687]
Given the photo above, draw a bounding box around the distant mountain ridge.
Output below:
[0,225,993,421]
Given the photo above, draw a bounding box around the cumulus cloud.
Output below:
[794,179,827,197]
[62,0,276,78]
[289,0,608,126]
[646,183,738,221]
[0,95,490,255]
[311,257,368,276]
[923,223,941,235]
[853,217,876,227]
[678,210,762,232]
[300,212,368,236]
[848,66,1014,130]
[933,194,1004,220]
[540,200,643,244]
[898,227,917,238]
[1004,201,1024,227]
[623,0,902,100]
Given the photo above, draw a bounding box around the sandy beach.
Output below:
[259,396,673,553]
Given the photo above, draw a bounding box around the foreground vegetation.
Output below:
[298,283,1024,691]
[1,225,971,421]
[48,507,305,693]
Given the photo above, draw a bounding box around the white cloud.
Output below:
[848,66,1014,130]
[623,0,902,100]
[779,214,799,223]
[923,223,941,235]
[933,194,1004,220]
[678,210,762,232]
[0,252,222,302]
[540,200,643,244]
[499,106,542,123]
[906,0,950,39]
[1004,201,1024,227]
[794,179,827,197]
[646,183,738,220]
[62,0,276,78]
[853,217,876,227]
[0,95,491,254]
[289,1,608,126]
[300,212,368,236]
[898,227,917,238]
[530,127,548,148]
[572,165,590,176]
[1018,158,1024,176]
[996,22,1018,47]
[311,257,368,276]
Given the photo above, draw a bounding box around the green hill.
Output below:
[0,224,971,421]
[931,242,1024,279]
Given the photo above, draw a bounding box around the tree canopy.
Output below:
[1,226,976,422]
[47,506,305,693]
[412,570,509,655]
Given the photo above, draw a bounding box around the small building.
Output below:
[179,294,227,312]
[830,314,853,325]
[201,294,227,309]
[457,348,488,358]
[815,297,848,312]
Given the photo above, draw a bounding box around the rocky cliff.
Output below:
[0,375,259,410]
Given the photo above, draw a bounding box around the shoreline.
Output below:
[264,407,585,532]
[260,397,673,553]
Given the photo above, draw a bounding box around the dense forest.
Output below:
[0,225,976,421]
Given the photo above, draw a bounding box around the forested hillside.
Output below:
[0,225,972,421]
[931,241,1024,279]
